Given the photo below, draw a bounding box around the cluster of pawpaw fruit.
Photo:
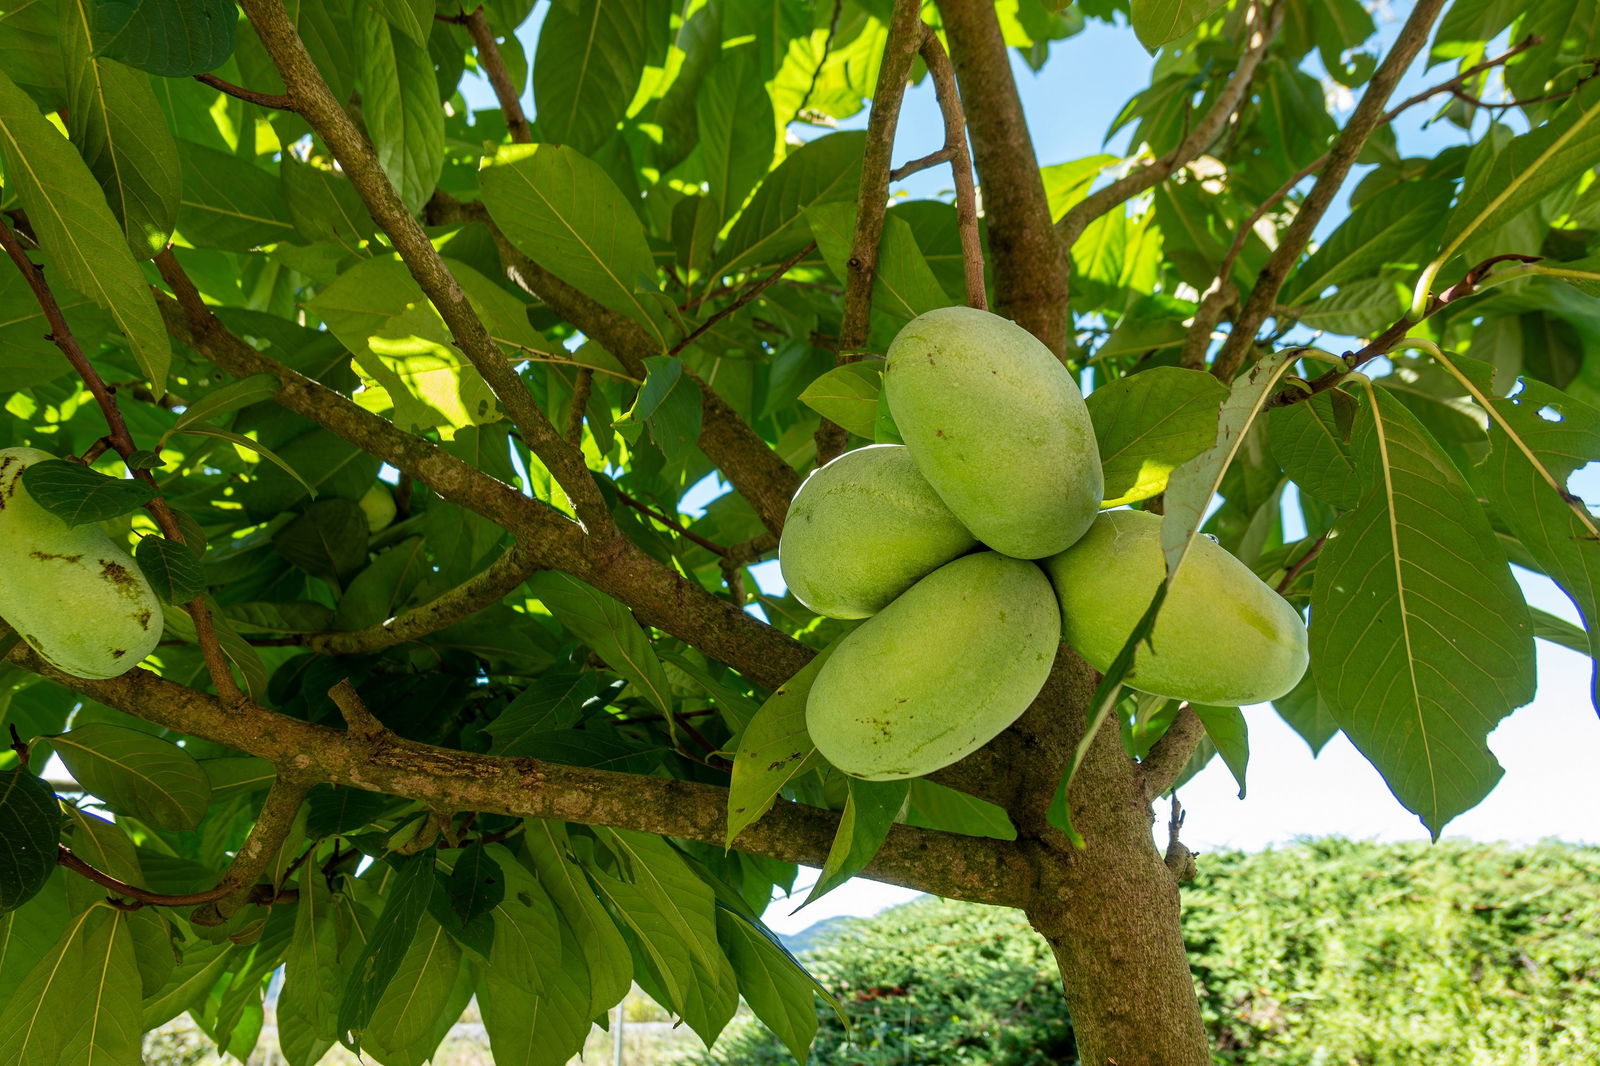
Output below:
[0,447,164,679]
[781,307,1309,782]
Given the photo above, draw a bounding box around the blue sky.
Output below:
[467,6,1600,932]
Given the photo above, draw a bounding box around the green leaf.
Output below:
[905,779,1016,840]
[1272,670,1340,756]
[726,637,848,846]
[60,0,180,256]
[532,0,657,154]
[280,157,373,248]
[807,203,948,323]
[364,0,433,48]
[332,536,428,631]
[51,722,212,830]
[171,425,315,497]
[0,67,171,393]
[1271,391,1361,509]
[1130,0,1227,49]
[798,361,881,438]
[485,669,598,754]
[479,844,559,996]
[170,373,282,435]
[698,45,776,220]
[1435,83,1600,273]
[337,853,435,1050]
[1434,352,1600,713]
[1290,277,1405,336]
[273,499,370,582]
[480,143,670,347]
[445,842,504,928]
[1309,385,1535,836]
[0,874,70,1005]
[526,571,674,716]
[0,768,60,914]
[521,821,632,1017]
[1282,180,1454,305]
[276,864,342,1066]
[1086,366,1229,507]
[19,461,155,526]
[361,914,468,1066]
[1531,608,1589,656]
[719,131,866,278]
[804,777,909,905]
[199,598,268,701]
[0,905,140,1066]
[716,906,819,1064]
[1193,705,1248,798]
[618,355,703,464]
[172,140,296,250]
[356,3,445,215]
[90,0,235,76]
[134,535,205,603]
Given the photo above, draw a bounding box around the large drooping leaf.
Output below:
[337,853,436,1050]
[532,0,661,154]
[1193,705,1248,798]
[521,821,632,1017]
[797,361,881,438]
[50,722,211,831]
[526,571,673,715]
[0,768,59,915]
[697,44,776,221]
[1282,180,1454,305]
[480,143,671,348]
[360,914,468,1066]
[803,777,909,905]
[1433,352,1600,713]
[0,67,171,393]
[0,905,140,1066]
[485,669,598,753]
[276,864,343,1066]
[60,0,180,256]
[1433,82,1600,274]
[356,2,445,215]
[1309,384,1535,836]
[718,131,866,279]
[90,0,236,76]
[716,906,820,1064]
[1086,366,1228,507]
[1130,0,1228,49]
[19,461,156,526]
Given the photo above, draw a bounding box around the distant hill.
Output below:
[777,913,859,954]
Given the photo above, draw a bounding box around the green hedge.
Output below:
[682,839,1600,1065]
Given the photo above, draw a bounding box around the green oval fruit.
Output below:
[884,306,1102,560]
[1043,509,1308,705]
[780,445,978,619]
[807,552,1059,780]
[359,483,397,533]
[0,448,163,679]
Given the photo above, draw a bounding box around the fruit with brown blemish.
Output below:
[0,447,163,679]
[1042,509,1308,706]
[806,552,1059,780]
[779,444,977,619]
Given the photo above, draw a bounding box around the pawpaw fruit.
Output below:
[779,444,977,619]
[0,448,163,679]
[359,483,397,533]
[807,552,1059,779]
[1043,509,1308,705]
[884,306,1101,560]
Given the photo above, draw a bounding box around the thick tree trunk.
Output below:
[1006,654,1212,1065]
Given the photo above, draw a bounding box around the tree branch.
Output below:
[193,73,294,111]
[918,25,986,311]
[1057,1,1282,253]
[460,5,531,144]
[188,774,314,923]
[0,224,241,704]
[937,0,1067,354]
[239,0,612,535]
[153,275,813,689]
[1140,705,1204,801]
[1209,0,1450,381]
[16,652,1035,909]
[816,0,925,466]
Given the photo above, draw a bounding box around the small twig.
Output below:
[1449,55,1599,109]
[918,25,986,311]
[566,368,594,446]
[889,146,954,181]
[329,678,387,742]
[669,242,817,358]
[8,724,28,769]
[0,228,241,704]
[614,487,727,556]
[460,5,532,143]
[1277,532,1330,595]
[1180,283,1238,370]
[194,73,295,111]
[1213,35,1545,293]
[1163,796,1197,882]
[817,0,925,465]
